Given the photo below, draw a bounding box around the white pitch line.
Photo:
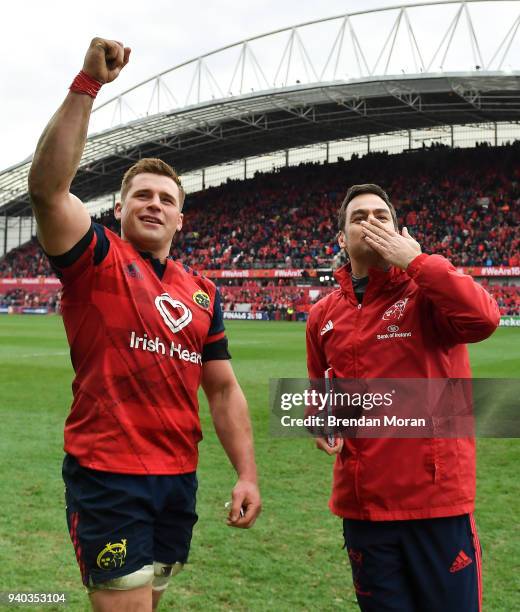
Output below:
[2,351,69,359]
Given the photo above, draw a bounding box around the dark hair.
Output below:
[337,183,398,231]
[120,158,185,207]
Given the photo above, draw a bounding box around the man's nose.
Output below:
[147,194,161,209]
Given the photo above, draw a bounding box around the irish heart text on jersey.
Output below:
[129,331,202,365]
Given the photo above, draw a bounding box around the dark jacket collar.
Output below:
[334,262,407,301]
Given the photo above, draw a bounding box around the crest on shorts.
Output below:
[97,539,127,570]
[193,290,210,309]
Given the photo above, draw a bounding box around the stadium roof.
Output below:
[2,0,520,216]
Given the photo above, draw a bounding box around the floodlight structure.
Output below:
[1,0,520,217]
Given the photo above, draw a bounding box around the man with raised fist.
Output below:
[29,38,261,612]
[306,183,500,611]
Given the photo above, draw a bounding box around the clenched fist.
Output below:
[82,37,131,84]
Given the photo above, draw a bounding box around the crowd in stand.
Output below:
[219,281,328,317]
[0,241,51,278]
[2,281,517,317]
[479,282,520,316]
[0,288,61,310]
[174,142,520,270]
[1,144,519,315]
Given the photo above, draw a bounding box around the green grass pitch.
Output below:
[0,316,518,611]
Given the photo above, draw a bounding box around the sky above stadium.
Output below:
[1,0,518,172]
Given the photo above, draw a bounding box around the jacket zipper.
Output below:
[353,303,362,378]
[352,301,363,507]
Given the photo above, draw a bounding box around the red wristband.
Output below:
[69,70,102,98]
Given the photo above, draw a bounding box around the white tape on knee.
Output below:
[87,564,154,592]
[152,561,184,592]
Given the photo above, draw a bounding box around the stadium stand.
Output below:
[1,145,519,316]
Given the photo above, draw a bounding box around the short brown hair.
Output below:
[337,183,398,232]
[120,158,185,207]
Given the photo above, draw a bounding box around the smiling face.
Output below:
[114,172,183,261]
[338,193,395,265]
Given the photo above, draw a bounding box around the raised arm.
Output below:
[28,38,130,255]
[201,359,261,529]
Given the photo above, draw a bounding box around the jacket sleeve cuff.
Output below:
[405,253,429,278]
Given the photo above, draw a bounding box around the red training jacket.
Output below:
[306,253,500,520]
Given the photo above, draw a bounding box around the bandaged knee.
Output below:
[152,561,184,592]
[87,564,154,593]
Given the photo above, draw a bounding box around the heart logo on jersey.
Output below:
[155,293,193,334]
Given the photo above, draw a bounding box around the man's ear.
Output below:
[176,213,183,233]
[338,230,347,250]
[114,201,123,220]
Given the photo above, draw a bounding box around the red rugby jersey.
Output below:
[50,223,229,475]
